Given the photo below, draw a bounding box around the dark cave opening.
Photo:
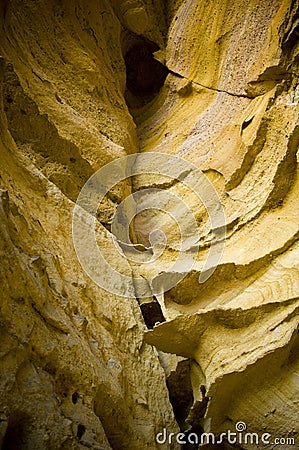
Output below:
[166,360,194,428]
[76,424,86,439]
[2,414,29,450]
[72,391,80,404]
[140,298,166,329]
[124,40,169,104]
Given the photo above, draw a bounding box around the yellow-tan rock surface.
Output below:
[0,0,298,449]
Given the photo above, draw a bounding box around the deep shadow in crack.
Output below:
[124,39,169,108]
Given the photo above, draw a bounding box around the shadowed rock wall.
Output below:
[0,0,299,449]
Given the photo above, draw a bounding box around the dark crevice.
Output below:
[2,413,30,450]
[167,64,292,98]
[140,299,165,329]
[2,63,93,203]
[166,360,194,429]
[76,424,86,439]
[124,39,169,108]
[72,391,80,404]
[241,116,254,132]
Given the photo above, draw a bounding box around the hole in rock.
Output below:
[241,116,254,132]
[2,413,30,450]
[72,392,80,404]
[283,23,299,55]
[166,360,194,428]
[125,40,169,105]
[140,300,165,329]
[76,424,86,439]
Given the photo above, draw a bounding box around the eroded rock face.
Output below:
[0,0,298,449]
[0,1,178,449]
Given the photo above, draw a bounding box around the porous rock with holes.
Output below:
[0,0,299,449]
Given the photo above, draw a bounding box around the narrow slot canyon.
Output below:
[0,1,299,449]
[124,39,169,105]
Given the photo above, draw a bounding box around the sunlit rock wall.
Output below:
[0,1,178,449]
[0,0,298,449]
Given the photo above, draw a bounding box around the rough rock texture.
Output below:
[0,0,299,450]
[0,1,178,449]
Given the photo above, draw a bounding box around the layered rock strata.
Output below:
[0,0,299,449]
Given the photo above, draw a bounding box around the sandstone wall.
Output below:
[0,0,298,449]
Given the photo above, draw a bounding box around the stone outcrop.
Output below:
[0,0,298,449]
